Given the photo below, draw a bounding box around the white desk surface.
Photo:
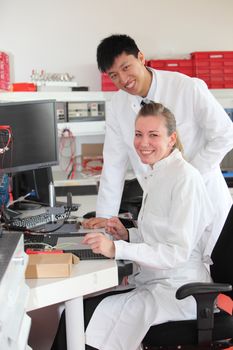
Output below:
[26,259,118,312]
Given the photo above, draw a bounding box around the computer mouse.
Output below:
[83,211,96,219]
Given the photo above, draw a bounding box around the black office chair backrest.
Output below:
[210,205,233,299]
[119,178,143,220]
[83,178,143,222]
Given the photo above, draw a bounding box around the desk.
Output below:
[24,194,118,350]
[26,259,118,350]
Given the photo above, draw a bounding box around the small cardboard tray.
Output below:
[25,253,79,279]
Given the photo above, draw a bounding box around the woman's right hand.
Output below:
[82,217,107,229]
[105,217,129,241]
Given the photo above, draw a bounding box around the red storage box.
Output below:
[0,81,10,91]
[148,59,194,77]
[198,76,233,89]
[192,51,233,60]
[192,51,233,88]
[101,73,118,91]
[0,51,10,91]
[11,82,37,92]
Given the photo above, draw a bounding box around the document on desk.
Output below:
[77,228,106,235]
[54,229,111,260]
[48,228,110,251]
[56,236,91,250]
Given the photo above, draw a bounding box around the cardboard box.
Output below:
[25,253,80,279]
[82,143,103,157]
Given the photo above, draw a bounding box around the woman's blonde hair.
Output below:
[136,102,184,153]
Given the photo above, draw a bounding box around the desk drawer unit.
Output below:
[0,233,31,350]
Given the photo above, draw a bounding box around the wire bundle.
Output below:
[59,128,79,179]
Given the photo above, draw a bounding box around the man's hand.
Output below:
[82,232,115,258]
[105,217,129,241]
[82,217,107,229]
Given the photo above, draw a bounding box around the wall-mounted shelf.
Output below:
[0,91,107,102]
[57,121,105,137]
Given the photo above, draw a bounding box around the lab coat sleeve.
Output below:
[114,173,214,269]
[189,79,233,174]
[95,97,129,217]
[128,227,142,243]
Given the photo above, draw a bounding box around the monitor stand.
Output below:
[8,200,42,211]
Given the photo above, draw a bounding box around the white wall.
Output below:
[0,0,233,90]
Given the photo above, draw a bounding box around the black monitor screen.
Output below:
[0,100,59,174]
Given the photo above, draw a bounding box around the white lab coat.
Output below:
[96,69,233,257]
[86,150,214,350]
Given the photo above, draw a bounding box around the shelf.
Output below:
[36,81,78,87]
[57,121,105,136]
[0,91,108,102]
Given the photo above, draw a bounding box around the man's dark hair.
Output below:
[97,34,140,72]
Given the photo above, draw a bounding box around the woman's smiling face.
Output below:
[134,115,177,166]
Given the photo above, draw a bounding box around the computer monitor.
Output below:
[0,100,58,173]
[0,100,59,207]
[12,167,54,207]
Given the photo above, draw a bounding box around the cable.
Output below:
[82,157,103,174]
[6,190,36,208]
[59,128,80,179]
[0,125,12,154]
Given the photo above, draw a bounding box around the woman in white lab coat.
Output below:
[83,102,214,350]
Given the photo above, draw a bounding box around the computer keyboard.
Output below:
[24,233,49,246]
[6,213,52,230]
[24,233,55,251]
[64,249,108,260]
[24,233,108,260]
[4,210,71,231]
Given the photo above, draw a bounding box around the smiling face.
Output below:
[134,115,177,166]
[106,52,152,97]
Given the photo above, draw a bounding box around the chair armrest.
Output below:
[175,282,232,345]
[176,282,232,300]
[117,260,133,284]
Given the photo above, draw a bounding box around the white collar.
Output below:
[129,68,157,108]
[148,149,182,174]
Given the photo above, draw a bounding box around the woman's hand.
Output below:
[105,217,129,241]
[82,217,107,229]
[82,232,115,258]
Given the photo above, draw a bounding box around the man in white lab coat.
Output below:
[84,34,233,259]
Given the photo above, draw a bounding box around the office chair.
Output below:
[119,178,143,220]
[142,205,233,350]
[83,178,143,228]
